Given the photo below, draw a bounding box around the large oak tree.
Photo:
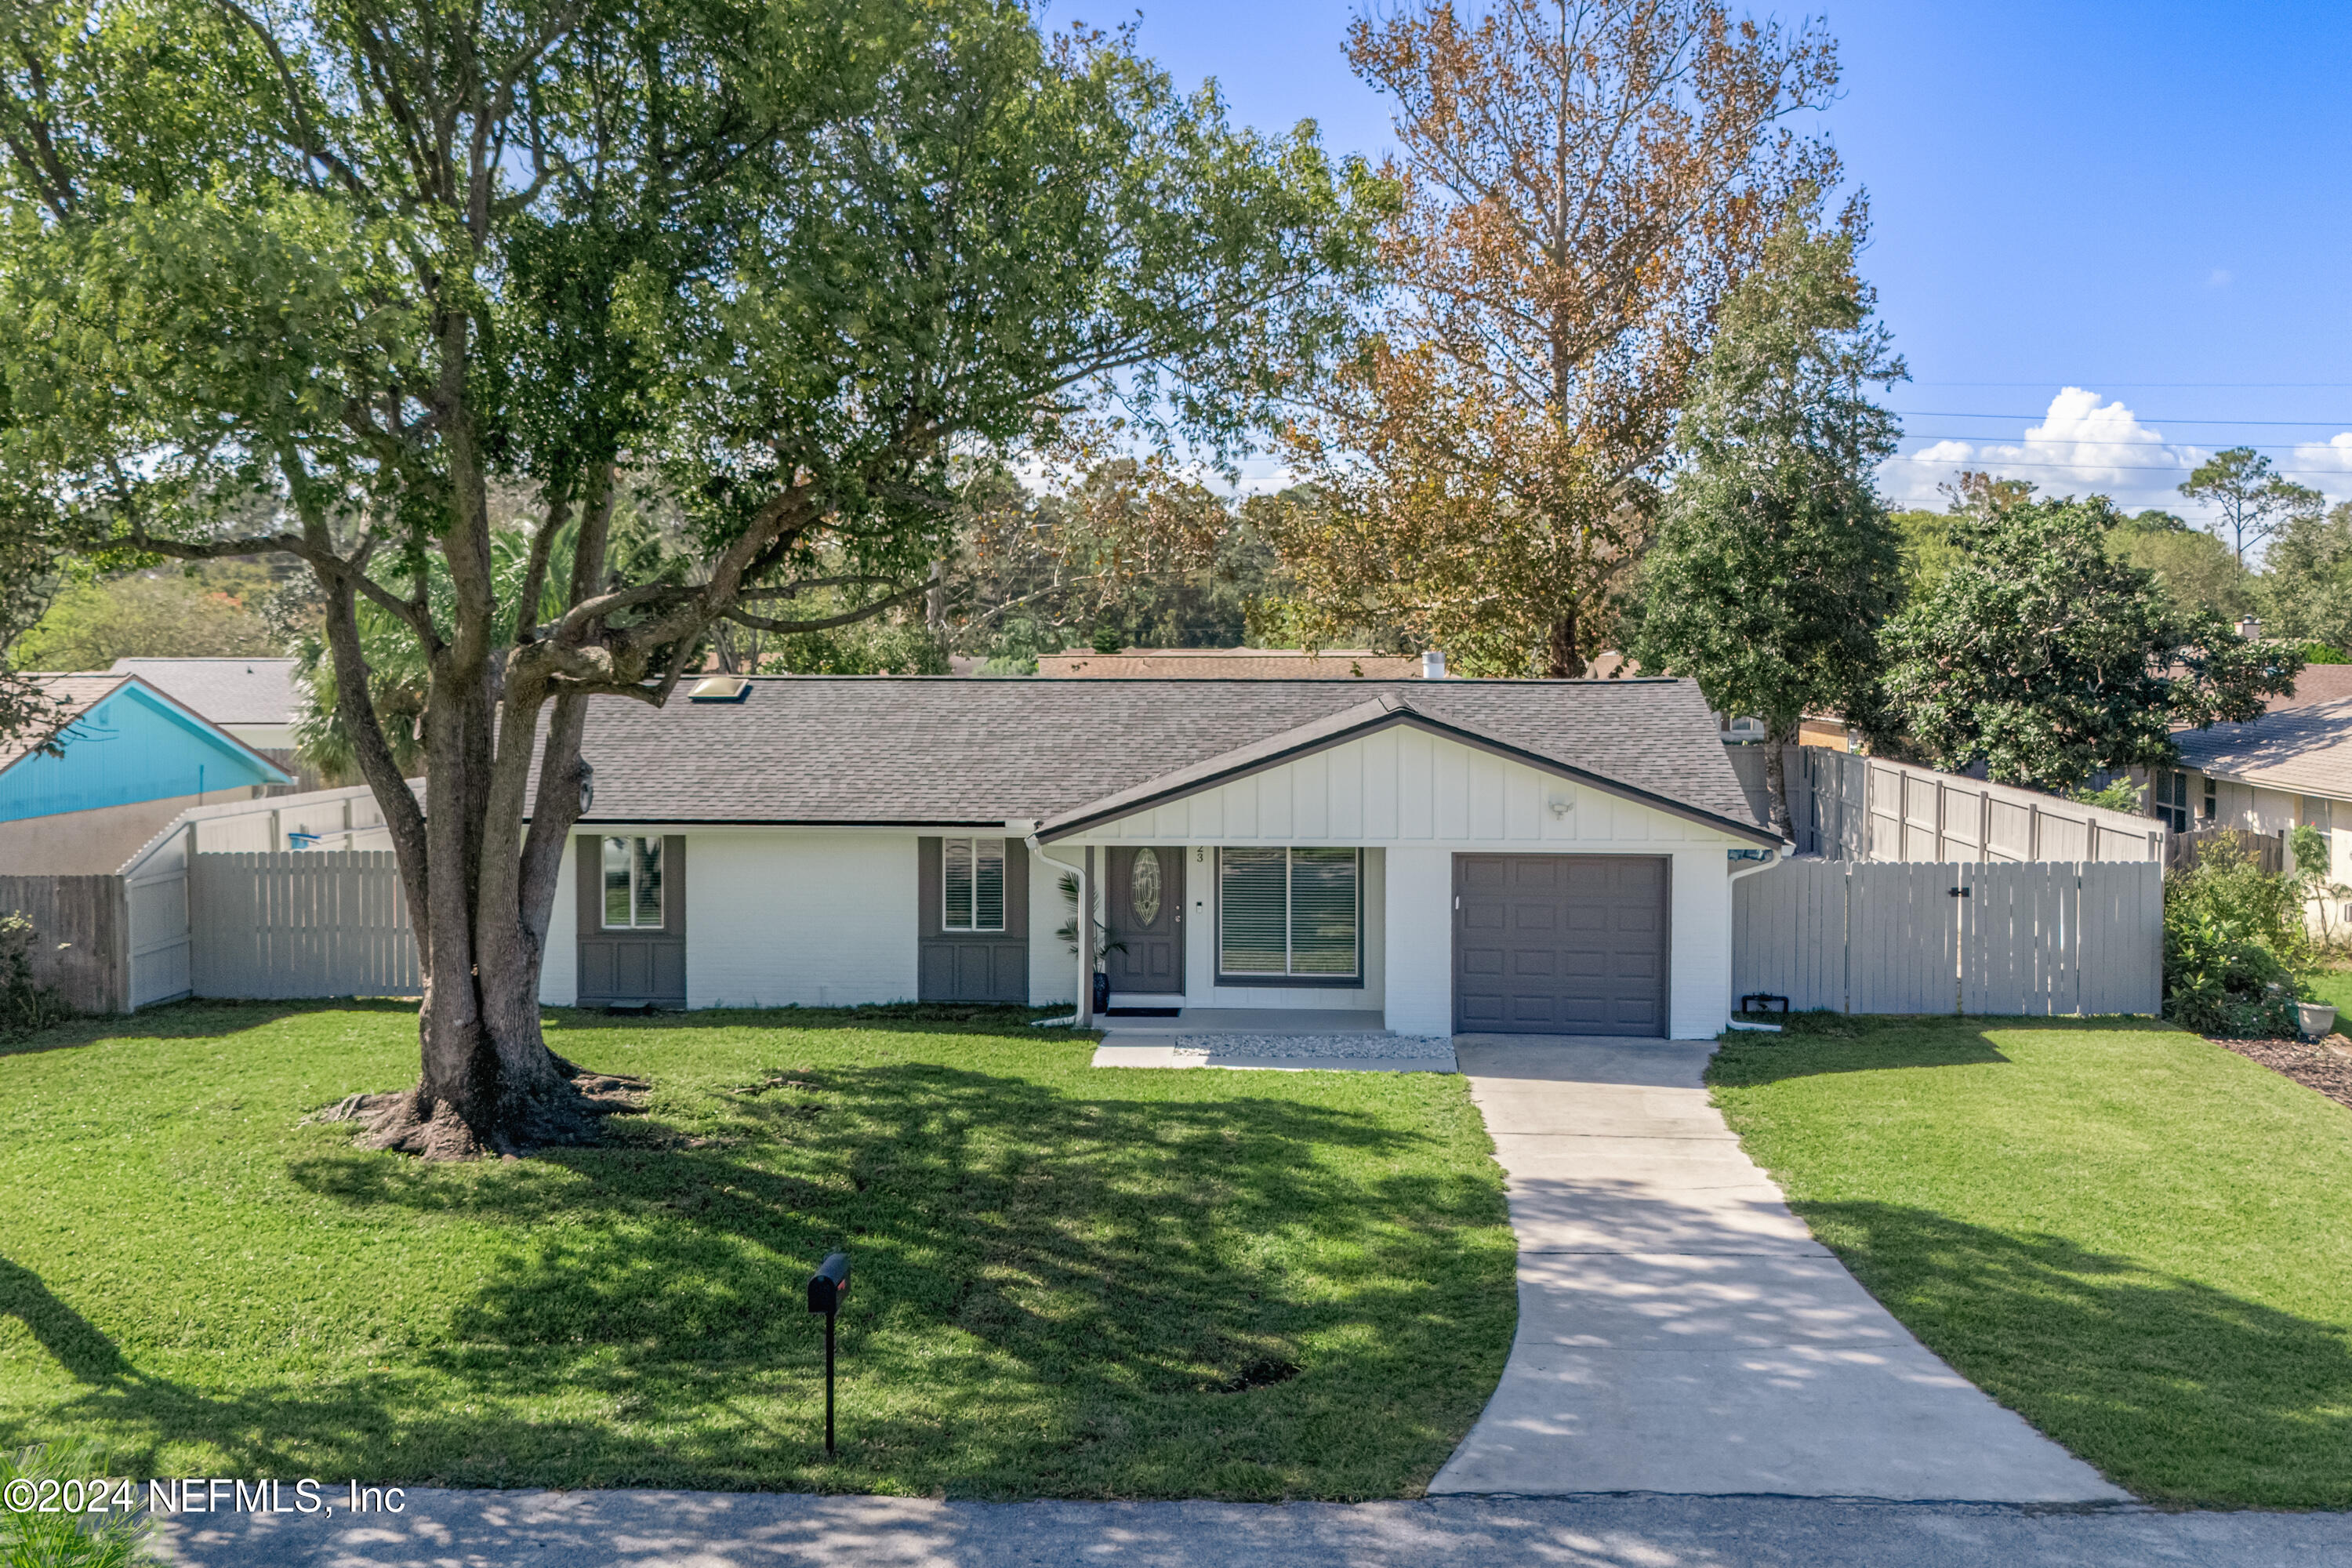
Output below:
[1269,0,1841,675]
[0,0,1380,1156]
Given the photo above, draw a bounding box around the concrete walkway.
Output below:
[1432,1036,2128,1501]
[160,1489,2347,1566]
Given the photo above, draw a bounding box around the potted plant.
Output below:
[1054,872,1126,1014]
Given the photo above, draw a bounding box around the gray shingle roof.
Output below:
[108,657,300,724]
[2173,698,2352,800]
[564,675,1766,836]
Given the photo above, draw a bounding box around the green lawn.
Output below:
[2299,967,2352,1015]
[1710,1015,2352,1508]
[0,1003,1514,1499]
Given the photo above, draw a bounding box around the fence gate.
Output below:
[188,851,421,1000]
[1734,858,2161,1016]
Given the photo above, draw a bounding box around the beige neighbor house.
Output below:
[2151,699,2352,934]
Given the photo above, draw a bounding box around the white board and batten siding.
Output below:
[1072,727,1756,1040]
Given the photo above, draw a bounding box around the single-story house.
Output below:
[108,656,302,751]
[1036,648,1427,679]
[532,675,1784,1039]
[2153,699,2352,923]
[0,673,292,873]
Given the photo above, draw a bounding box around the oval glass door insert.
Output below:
[1131,847,1163,927]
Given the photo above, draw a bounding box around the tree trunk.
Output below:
[1764,720,1796,842]
[325,462,646,1160]
[1544,604,1581,678]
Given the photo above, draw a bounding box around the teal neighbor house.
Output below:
[0,673,292,873]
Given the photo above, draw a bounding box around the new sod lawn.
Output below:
[0,1003,1515,1498]
[1709,1015,2352,1509]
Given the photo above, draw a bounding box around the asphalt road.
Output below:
[158,1490,2352,1567]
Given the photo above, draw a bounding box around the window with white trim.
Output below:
[602,837,664,929]
[942,837,1007,932]
[1218,848,1359,978]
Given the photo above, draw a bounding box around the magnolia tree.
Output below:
[0,0,1381,1156]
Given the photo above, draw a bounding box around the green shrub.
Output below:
[2070,778,2143,812]
[0,913,71,1036]
[0,1441,153,1566]
[2164,837,2305,1036]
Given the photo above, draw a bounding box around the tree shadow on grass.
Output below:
[1711,1015,2187,1088]
[0,997,423,1060]
[255,1059,1512,1495]
[1804,1200,2352,1508]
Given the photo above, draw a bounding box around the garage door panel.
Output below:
[1455,854,1669,1037]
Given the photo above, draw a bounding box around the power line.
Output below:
[1899,434,2347,454]
[1891,409,2352,427]
[1909,381,2352,390]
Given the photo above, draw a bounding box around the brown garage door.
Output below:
[1454,855,1669,1036]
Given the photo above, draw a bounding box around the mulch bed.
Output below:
[2213,1035,2352,1113]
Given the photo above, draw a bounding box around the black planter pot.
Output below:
[1092,972,1110,1014]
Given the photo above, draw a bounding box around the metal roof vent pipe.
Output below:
[1421,649,1447,680]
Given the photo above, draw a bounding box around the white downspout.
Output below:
[1030,835,1092,1028]
[1726,843,1794,1033]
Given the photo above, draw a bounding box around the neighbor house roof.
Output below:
[2269,662,2352,712]
[1037,648,1423,679]
[108,657,300,726]
[2174,697,2352,800]
[0,673,294,788]
[556,675,1773,842]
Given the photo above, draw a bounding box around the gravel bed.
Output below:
[1174,1031,1456,1060]
[2214,1033,2352,1113]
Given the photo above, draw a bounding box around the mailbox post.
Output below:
[806,1251,851,1455]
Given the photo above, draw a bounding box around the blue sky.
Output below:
[1104,0,2352,525]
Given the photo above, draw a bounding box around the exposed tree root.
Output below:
[318,1058,649,1161]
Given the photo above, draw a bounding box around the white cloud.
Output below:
[1879,387,2207,511]
[2288,432,2352,488]
[2208,267,2233,289]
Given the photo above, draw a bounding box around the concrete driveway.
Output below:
[1431,1036,2127,1501]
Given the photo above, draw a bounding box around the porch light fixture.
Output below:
[1547,790,1573,818]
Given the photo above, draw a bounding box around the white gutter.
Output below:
[1028,832,1093,1029]
[1725,842,1795,1033]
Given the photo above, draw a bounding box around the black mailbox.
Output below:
[808,1252,851,1315]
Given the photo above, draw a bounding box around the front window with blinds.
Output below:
[943,837,1007,932]
[602,837,663,929]
[1218,848,1359,979]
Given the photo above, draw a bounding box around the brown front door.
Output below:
[1103,846,1185,994]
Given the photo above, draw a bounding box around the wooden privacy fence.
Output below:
[0,875,129,1013]
[1733,858,2162,1016]
[1778,746,2165,865]
[186,851,420,1000]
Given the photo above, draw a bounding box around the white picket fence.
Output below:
[1733,857,2162,1016]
